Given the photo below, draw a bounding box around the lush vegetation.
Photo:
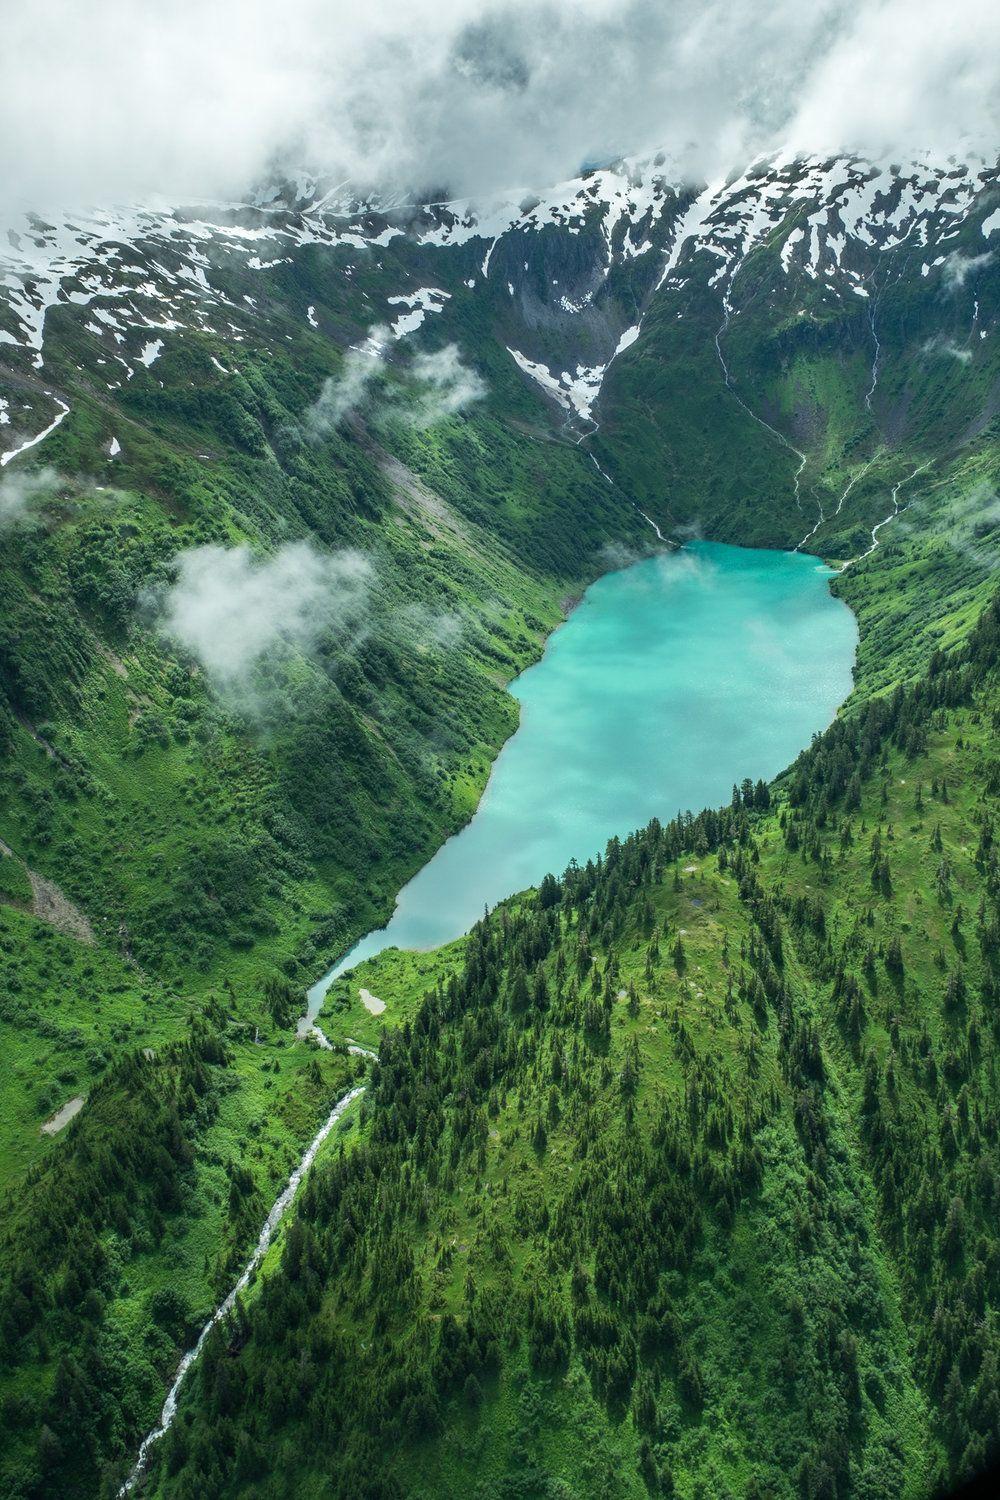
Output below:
[0,973,364,1497]
[0,221,650,1499]
[2,175,1000,1499]
[129,592,1000,1499]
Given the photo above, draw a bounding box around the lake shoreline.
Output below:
[302,540,857,1030]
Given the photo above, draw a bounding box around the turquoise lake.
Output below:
[306,541,856,1020]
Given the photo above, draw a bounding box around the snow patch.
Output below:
[507,347,605,421]
[507,348,570,410]
[386,286,450,339]
[1,395,70,468]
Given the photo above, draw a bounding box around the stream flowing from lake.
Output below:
[305,541,856,1023]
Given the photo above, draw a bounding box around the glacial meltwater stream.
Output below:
[305,540,857,1025]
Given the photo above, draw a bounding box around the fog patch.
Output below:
[397,602,465,650]
[154,541,372,694]
[940,481,1000,571]
[303,327,390,440]
[303,335,485,439]
[652,546,708,584]
[942,250,993,293]
[0,465,60,527]
[922,335,973,364]
[599,539,647,572]
[671,519,704,542]
[405,345,486,427]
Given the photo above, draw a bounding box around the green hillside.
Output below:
[2,160,1000,1500]
[0,245,651,1498]
[141,594,1000,1499]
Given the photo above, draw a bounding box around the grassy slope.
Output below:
[0,236,648,1497]
[3,194,1000,1500]
[148,599,1000,1499]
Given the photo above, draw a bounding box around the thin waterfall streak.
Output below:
[865,301,881,412]
[588,452,668,543]
[119,1084,366,1494]
[714,278,807,514]
[795,488,826,552]
[798,447,884,553]
[841,459,935,571]
[637,509,668,542]
[833,450,882,518]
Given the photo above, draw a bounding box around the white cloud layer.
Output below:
[157,541,371,687]
[303,335,486,438]
[303,330,390,440]
[408,345,487,426]
[0,466,58,527]
[1,1,998,212]
[942,250,995,292]
[922,335,974,363]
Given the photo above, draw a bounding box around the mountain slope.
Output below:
[145,594,1000,1500]
[2,147,1000,1499]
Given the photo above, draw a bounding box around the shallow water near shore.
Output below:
[306,541,856,1020]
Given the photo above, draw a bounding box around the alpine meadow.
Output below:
[3,4,1000,1499]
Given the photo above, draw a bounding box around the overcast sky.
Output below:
[2,0,998,210]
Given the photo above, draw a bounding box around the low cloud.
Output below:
[934,481,1000,573]
[303,334,485,439]
[3,2,999,214]
[406,345,486,427]
[155,540,372,691]
[670,519,705,542]
[303,328,390,440]
[941,250,994,293]
[922,335,973,364]
[599,539,646,571]
[0,465,59,527]
[397,602,465,649]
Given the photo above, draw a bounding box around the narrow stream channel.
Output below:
[120,1082,368,1494]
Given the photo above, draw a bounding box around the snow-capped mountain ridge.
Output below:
[2,149,998,460]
